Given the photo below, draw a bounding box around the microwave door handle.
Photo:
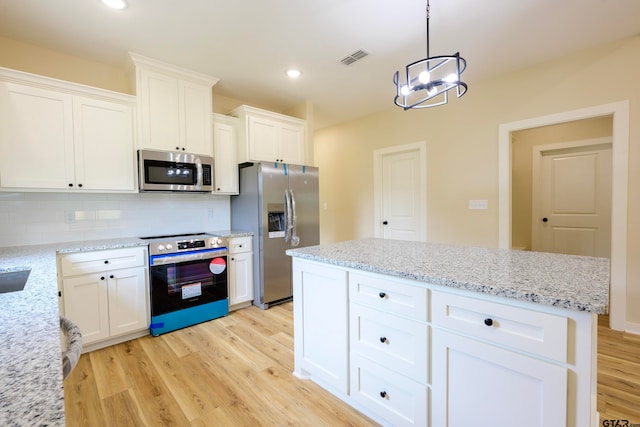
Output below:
[195,159,203,189]
[290,189,300,247]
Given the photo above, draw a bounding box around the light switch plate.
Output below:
[469,199,488,210]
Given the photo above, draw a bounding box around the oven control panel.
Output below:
[177,240,206,250]
[147,236,228,255]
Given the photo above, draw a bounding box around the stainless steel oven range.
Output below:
[143,233,229,336]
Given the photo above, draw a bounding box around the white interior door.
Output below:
[532,139,612,257]
[374,142,426,241]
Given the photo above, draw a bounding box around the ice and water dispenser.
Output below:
[267,204,285,238]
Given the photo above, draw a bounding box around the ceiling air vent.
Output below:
[340,49,369,66]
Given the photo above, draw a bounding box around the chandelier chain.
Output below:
[425,1,431,59]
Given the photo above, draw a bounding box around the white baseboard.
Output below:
[624,320,640,336]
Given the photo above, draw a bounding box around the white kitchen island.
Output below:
[286,238,609,427]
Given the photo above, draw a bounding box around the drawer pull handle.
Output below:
[484,318,494,327]
[104,260,109,264]
[380,336,387,343]
[109,275,114,279]
[100,276,105,281]
[379,292,386,299]
[380,391,387,398]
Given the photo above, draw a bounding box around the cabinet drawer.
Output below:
[228,236,252,254]
[431,291,568,362]
[350,354,428,427]
[349,272,428,321]
[60,247,146,277]
[350,303,429,384]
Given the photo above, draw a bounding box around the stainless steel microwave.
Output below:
[138,149,214,192]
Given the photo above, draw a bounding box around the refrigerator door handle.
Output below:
[285,189,293,243]
[290,189,300,247]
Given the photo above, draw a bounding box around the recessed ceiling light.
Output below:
[101,0,128,9]
[286,69,302,79]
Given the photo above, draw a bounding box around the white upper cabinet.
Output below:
[73,96,136,191]
[231,105,307,165]
[212,113,239,194]
[130,53,219,156]
[0,68,136,192]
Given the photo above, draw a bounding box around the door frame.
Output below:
[498,101,629,331]
[531,137,612,255]
[373,141,427,241]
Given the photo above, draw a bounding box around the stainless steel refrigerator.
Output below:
[231,162,319,309]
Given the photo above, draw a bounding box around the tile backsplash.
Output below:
[0,192,231,247]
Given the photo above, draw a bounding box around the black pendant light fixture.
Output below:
[393,0,467,109]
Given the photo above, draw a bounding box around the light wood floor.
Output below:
[64,303,376,426]
[597,314,640,424]
[65,305,640,426]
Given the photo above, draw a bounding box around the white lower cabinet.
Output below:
[292,258,598,427]
[349,272,429,426]
[350,354,428,427]
[58,247,149,352]
[292,259,349,394]
[431,329,567,427]
[228,236,253,310]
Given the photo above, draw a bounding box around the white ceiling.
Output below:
[1,0,639,129]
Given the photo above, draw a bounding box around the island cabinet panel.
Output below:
[292,259,349,394]
[349,272,430,426]
[431,291,568,363]
[349,271,428,321]
[351,354,429,427]
[291,256,598,427]
[349,303,429,382]
[431,328,567,427]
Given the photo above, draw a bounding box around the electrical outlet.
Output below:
[468,200,488,210]
[64,211,76,224]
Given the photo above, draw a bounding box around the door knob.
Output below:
[542,217,549,223]
[382,221,388,225]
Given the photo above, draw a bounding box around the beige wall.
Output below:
[0,36,130,94]
[511,117,613,250]
[314,36,640,324]
[0,36,250,113]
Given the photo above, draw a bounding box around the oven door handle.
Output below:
[150,249,227,266]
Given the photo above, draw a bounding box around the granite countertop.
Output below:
[207,229,253,238]
[0,237,147,427]
[287,238,610,314]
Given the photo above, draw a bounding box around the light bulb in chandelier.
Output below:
[443,74,459,83]
[418,70,431,84]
